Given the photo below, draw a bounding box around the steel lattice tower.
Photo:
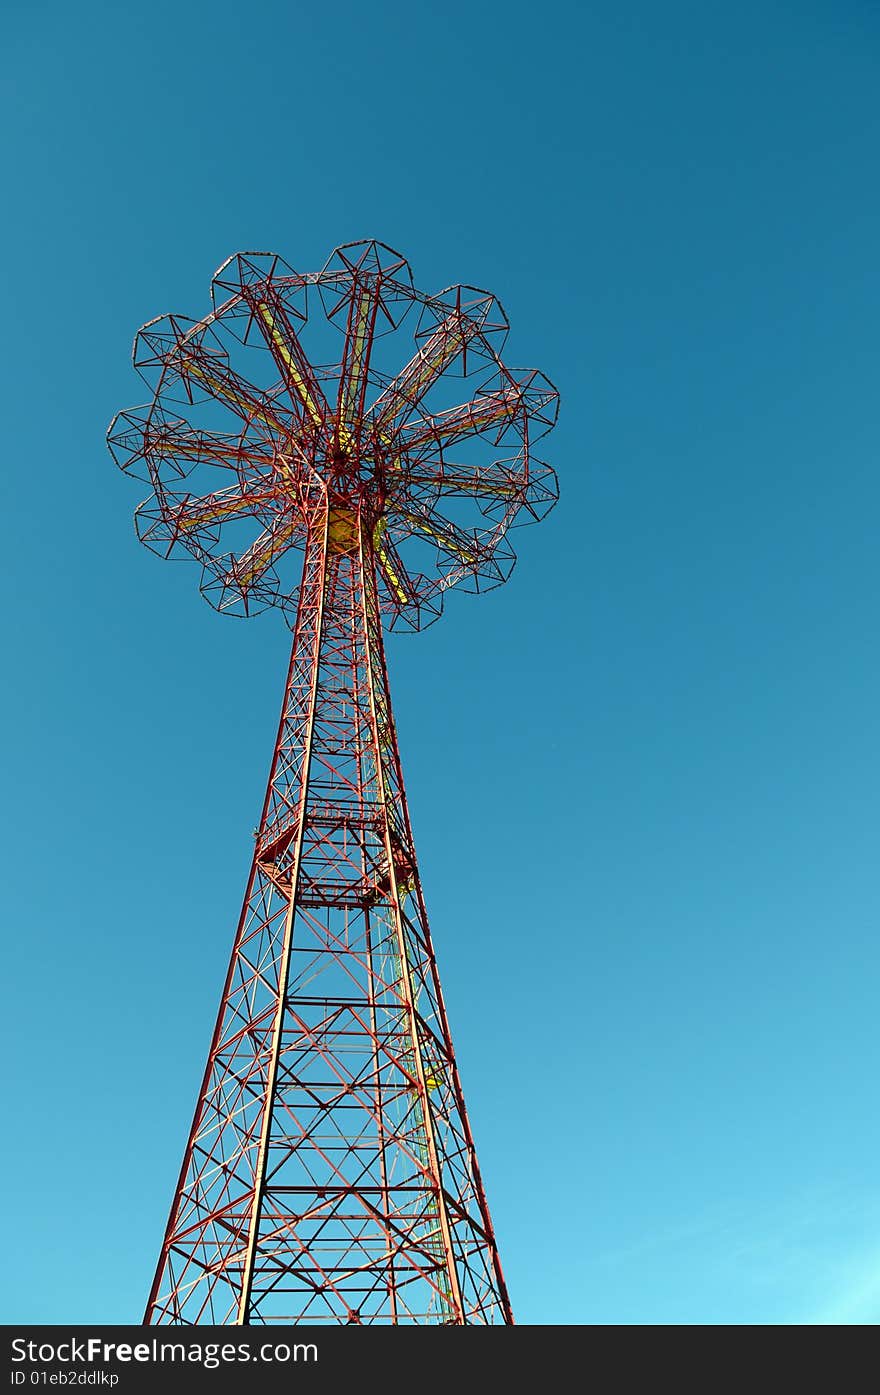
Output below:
[109,241,558,1325]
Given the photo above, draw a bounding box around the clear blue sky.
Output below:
[3,0,879,1325]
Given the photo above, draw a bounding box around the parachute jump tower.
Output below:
[109,241,559,1325]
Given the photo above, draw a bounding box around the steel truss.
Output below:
[109,241,559,1324]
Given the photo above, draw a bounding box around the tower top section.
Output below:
[109,240,559,631]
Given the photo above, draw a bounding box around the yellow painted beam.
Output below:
[255,302,324,429]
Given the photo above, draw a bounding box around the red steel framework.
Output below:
[108,241,558,1324]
